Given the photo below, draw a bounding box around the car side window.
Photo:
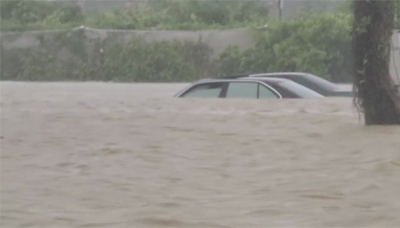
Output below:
[181,82,224,98]
[258,84,279,99]
[226,82,258,99]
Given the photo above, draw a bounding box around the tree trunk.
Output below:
[352,0,400,125]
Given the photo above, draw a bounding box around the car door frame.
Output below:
[222,80,283,99]
[256,82,283,99]
[175,81,228,98]
[175,79,282,99]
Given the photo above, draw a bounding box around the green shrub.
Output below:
[101,38,214,82]
[1,12,354,83]
[1,31,215,82]
[84,0,269,30]
[0,0,269,31]
[0,0,83,31]
[0,1,355,83]
[213,13,353,82]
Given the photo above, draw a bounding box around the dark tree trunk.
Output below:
[352,0,400,125]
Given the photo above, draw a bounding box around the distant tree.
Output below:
[352,0,400,125]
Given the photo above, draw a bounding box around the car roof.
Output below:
[249,72,311,77]
[208,72,315,80]
[195,76,289,84]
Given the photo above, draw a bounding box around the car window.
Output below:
[182,82,224,98]
[258,84,279,99]
[290,77,324,94]
[258,74,337,96]
[294,74,338,94]
[226,82,258,99]
[278,80,324,98]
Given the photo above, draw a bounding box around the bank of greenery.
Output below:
[215,12,352,82]
[0,0,269,31]
[1,0,355,82]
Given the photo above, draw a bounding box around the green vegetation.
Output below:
[0,0,358,82]
[1,32,215,82]
[0,0,269,31]
[0,0,83,31]
[214,13,352,82]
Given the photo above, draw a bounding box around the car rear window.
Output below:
[302,74,338,91]
[278,80,324,98]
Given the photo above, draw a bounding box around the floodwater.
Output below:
[1,82,400,228]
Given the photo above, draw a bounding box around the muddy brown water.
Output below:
[1,82,400,227]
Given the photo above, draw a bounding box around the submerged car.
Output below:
[174,77,324,99]
[242,72,353,97]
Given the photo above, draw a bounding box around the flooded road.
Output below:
[1,82,400,227]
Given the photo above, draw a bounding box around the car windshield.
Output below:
[278,80,324,98]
